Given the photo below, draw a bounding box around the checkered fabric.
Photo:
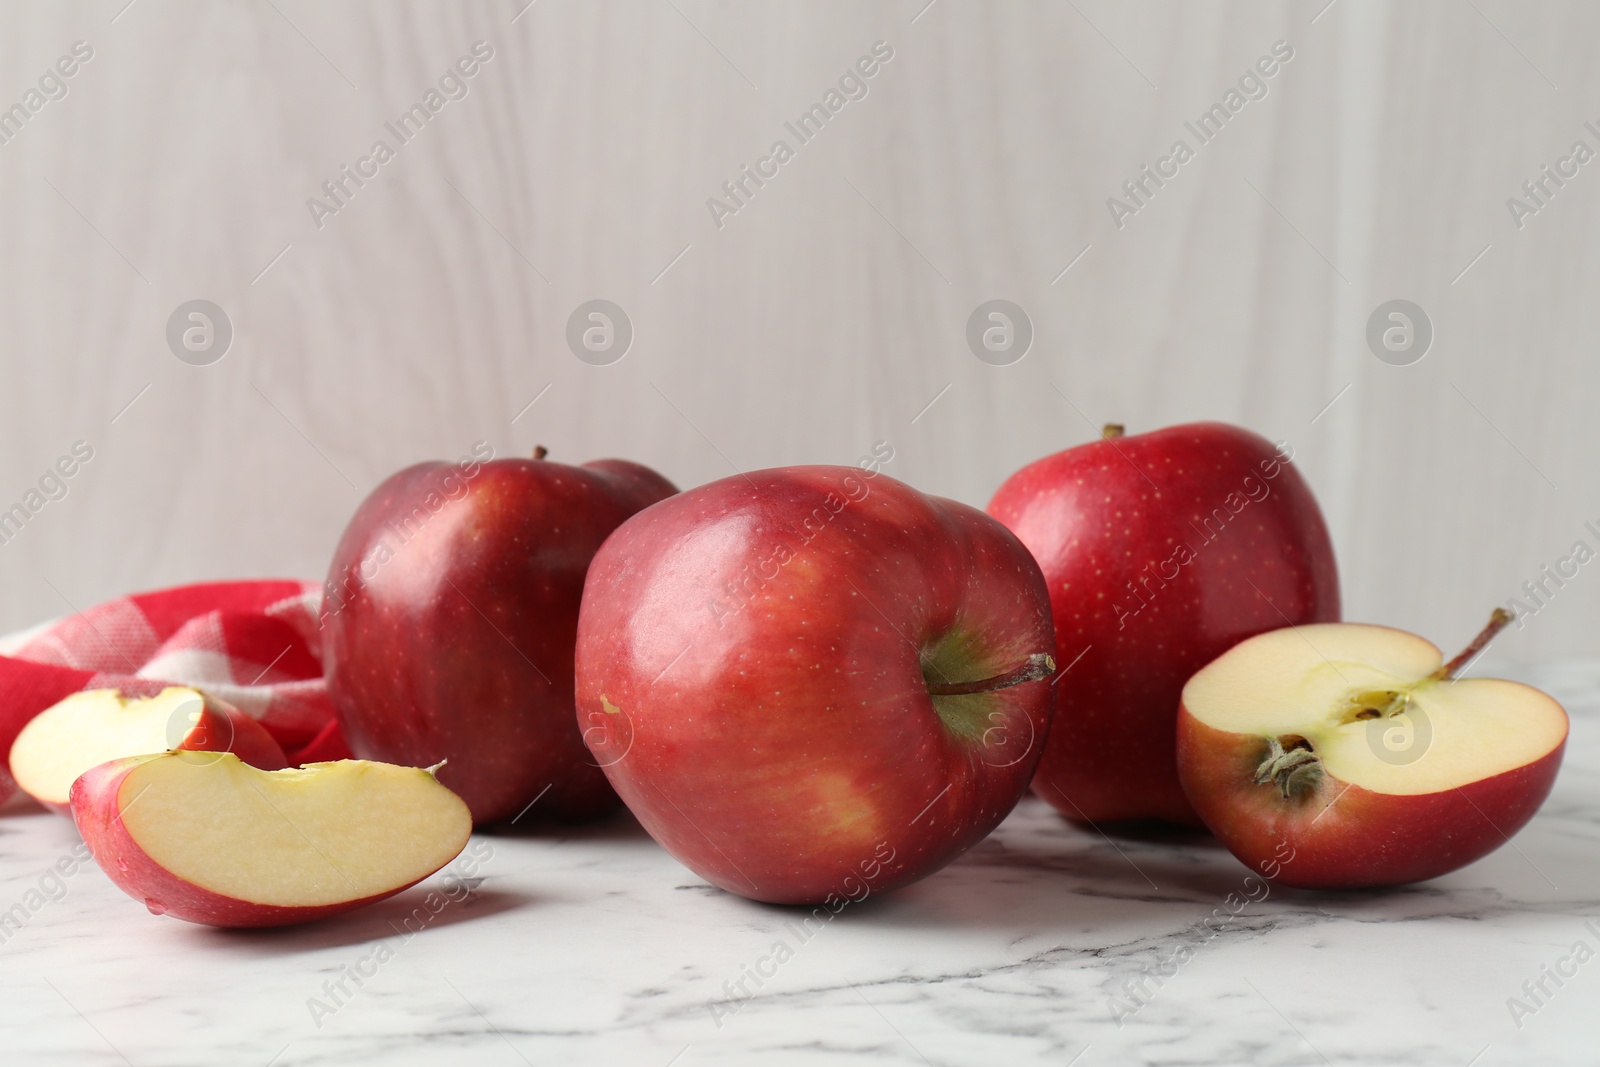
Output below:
[0,580,346,803]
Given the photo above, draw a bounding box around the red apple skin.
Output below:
[322,453,676,826]
[574,466,1056,906]
[25,693,286,817]
[70,757,426,927]
[196,697,289,776]
[1176,710,1567,888]
[284,717,354,766]
[987,422,1340,827]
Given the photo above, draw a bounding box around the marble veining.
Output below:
[0,660,1596,1065]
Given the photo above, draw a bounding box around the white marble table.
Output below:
[2,662,1596,1067]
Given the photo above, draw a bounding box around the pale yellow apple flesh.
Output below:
[1181,623,1567,795]
[11,687,249,807]
[115,755,471,907]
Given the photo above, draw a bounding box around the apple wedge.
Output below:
[1177,612,1568,888]
[10,687,287,815]
[71,752,472,927]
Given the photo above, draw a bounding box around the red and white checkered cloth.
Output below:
[0,580,347,804]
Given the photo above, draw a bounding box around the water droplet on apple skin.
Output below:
[144,898,166,916]
[116,857,129,873]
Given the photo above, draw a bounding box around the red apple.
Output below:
[72,752,471,926]
[574,465,1056,905]
[1177,611,1567,888]
[322,445,676,825]
[987,422,1339,827]
[10,686,286,815]
[286,716,355,765]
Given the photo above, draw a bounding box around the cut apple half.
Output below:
[71,752,472,927]
[1177,614,1568,888]
[10,687,287,815]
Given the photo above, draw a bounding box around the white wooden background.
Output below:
[1,0,1596,663]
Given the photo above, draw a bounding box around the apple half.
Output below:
[71,752,472,927]
[10,687,288,815]
[1177,612,1567,888]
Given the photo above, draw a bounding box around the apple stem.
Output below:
[1255,737,1323,799]
[1431,608,1514,682]
[1101,424,1125,439]
[926,653,1055,696]
[533,445,549,460]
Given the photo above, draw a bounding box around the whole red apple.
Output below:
[574,465,1056,905]
[322,444,676,825]
[987,421,1339,827]
[1177,611,1567,888]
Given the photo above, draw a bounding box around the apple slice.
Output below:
[9,687,288,815]
[71,752,471,927]
[1177,611,1567,888]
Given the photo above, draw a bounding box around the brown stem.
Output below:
[1101,424,1125,440]
[927,653,1055,696]
[532,445,549,460]
[1430,608,1514,681]
[1254,736,1323,799]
